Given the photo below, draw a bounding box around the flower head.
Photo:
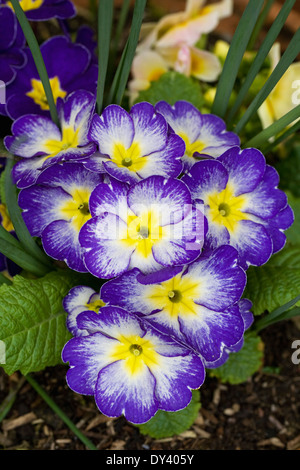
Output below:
[1,0,76,21]
[0,7,26,87]
[3,35,98,120]
[18,162,103,271]
[5,90,97,188]
[62,306,205,424]
[63,285,105,336]
[79,175,206,278]
[101,245,248,365]
[155,100,240,171]
[182,147,294,269]
[86,102,185,183]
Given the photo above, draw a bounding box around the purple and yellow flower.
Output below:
[62,306,205,424]
[1,0,76,21]
[4,90,97,188]
[17,162,103,272]
[63,285,105,336]
[0,6,26,87]
[86,102,185,183]
[182,147,294,269]
[79,175,205,278]
[155,100,240,171]
[100,245,248,365]
[2,35,98,120]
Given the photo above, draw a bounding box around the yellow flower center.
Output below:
[110,334,160,376]
[178,132,206,158]
[59,187,92,232]
[207,184,248,233]
[0,204,14,232]
[111,141,147,172]
[146,273,201,318]
[44,127,80,160]
[7,0,43,11]
[26,77,67,111]
[124,209,166,258]
[85,299,106,313]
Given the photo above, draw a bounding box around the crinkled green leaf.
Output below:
[210,332,264,384]
[137,390,201,439]
[0,270,82,375]
[244,256,300,316]
[134,72,204,109]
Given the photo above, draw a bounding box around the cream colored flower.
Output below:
[258,43,300,129]
[138,0,233,51]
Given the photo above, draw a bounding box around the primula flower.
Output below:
[18,162,103,272]
[63,285,105,336]
[2,35,98,120]
[86,102,185,183]
[100,245,248,365]
[182,147,294,269]
[138,0,233,51]
[155,100,240,171]
[62,306,205,424]
[258,43,300,129]
[0,7,26,87]
[1,0,76,21]
[79,175,205,278]
[128,47,221,105]
[4,90,97,188]
[205,298,254,368]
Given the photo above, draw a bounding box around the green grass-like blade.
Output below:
[262,118,300,153]
[0,273,12,286]
[0,237,50,277]
[96,0,114,114]
[10,0,59,126]
[255,294,300,332]
[211,0,264,118]
[247,0,276,51]
[107,0,147,106]
[4,158,53,268]
[235,28,300,134]
[244,104,300,148]
[227,0,296,124]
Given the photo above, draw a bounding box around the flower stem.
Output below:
[25,374,99,451]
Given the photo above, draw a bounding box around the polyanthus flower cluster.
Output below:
[4,89,294,424]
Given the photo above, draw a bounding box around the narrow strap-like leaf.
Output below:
[247,0,276,51]
[0,273,12,286]
[211,0,264,118]
[227,0,296,124]
[4,158,53,268]
[0,238,50,277]
[10,0,59,126]
[235,28,300,134]
[262,118,300,153]
[107,0,147,106]
[255,294,300,332]
[96,0,114,114]
[244,104,300,148]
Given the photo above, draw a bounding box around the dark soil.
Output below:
[1,319,299,451]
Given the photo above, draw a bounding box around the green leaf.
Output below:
[0,270,81,375]
[284,192,300,244]
[228,0,296,123]
[134,71,204,109]
[137,390,201,439]
[236,28,300,134]
[210,332,264,385]
[96,0,114,114]
[211,0,264,118]
[4,158,53,269]
[244,252,300,316]
[107,0,147,106]
[275,150,300,199]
